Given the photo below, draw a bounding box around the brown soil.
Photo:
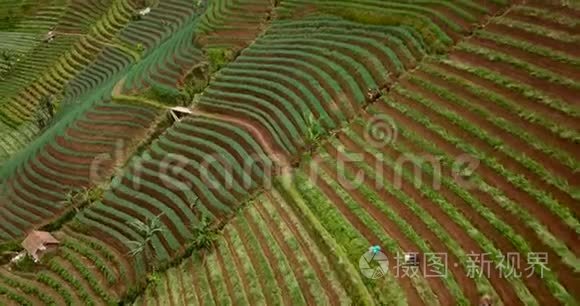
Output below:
[225,225,275,305]
[154,131,247,197]
[222,230,255,304]
[485,23,580,57]
[119,173,192,237]
[470,35,580,80]
[252,200,316,305]
[21,162,65,192]
[370,100,571,304]
[184,258,203,306]
[138,156,226,220]
[525,1,580,21]
[264,191,342,304]
[243,49,361,115]
[411,67,580,207]
[61,227,132,293]
[163,266,176,306]
[235,214,294,306]
[214,242,237,305]
[387,88,579,252]
[449,50,580,106]
[30,157,89,187]
[42,270,84,305]
[54,136,114,154]
[310,156,424,306]
[507,10,579,35]
[110,184,187,246]
[189,110,291,170]
[321,144,458,306]
[198,92,301,154]
[201,253,219,305]
[432,61,580,149]
[0,268,66,306]
[16,167,68,201]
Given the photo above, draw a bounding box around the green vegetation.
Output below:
[0,1,578,306]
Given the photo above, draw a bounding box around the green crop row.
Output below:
[222,227,268,304]
[386,111,580,276]
[422,63,580,143]
[380,96,575,303]
[227,219,285,305]
[266,190,351,301]
[257,196,331,305]
[443,59,579,118]
[60,248,115,304]
[319,146,458,304]
[407,73,579,191]
[0,284,32,306]
[37,272,74,306]
[47,258,94,305]
[289,171,405,305]
[392,85,579,232]
[245,204,307,305]
[0,273,55,305]
[494,17,580,44]
[456,42,580,90]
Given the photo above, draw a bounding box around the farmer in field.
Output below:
[480,294,492,306]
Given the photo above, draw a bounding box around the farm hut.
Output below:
[169,106,192,122]
[138,7,151,16]
[21,231,60,262]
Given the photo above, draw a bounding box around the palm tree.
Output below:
[126,214,165,271]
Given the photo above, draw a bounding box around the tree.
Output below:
[60,186,104,210]
[126,214,165,271]
[304,113,324,154]
[191,213,218,251]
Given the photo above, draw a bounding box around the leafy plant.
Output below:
[304,113,324,153]
[206,47,236,72]
[126,214,165,271]
[190,214,219,251]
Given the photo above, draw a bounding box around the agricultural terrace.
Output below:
[0,0,578,305]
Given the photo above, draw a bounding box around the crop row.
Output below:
[199,16,428,155]
[196,0,273,49]
[0,101,161,240]
[135,189,350,306]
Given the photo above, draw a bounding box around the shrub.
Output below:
[206,47,237,72]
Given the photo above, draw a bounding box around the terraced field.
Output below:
[0,0,578,305]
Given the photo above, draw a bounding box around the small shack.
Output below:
[21,231,60,262]
[169,106,192,122]
[138,7,151,16]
